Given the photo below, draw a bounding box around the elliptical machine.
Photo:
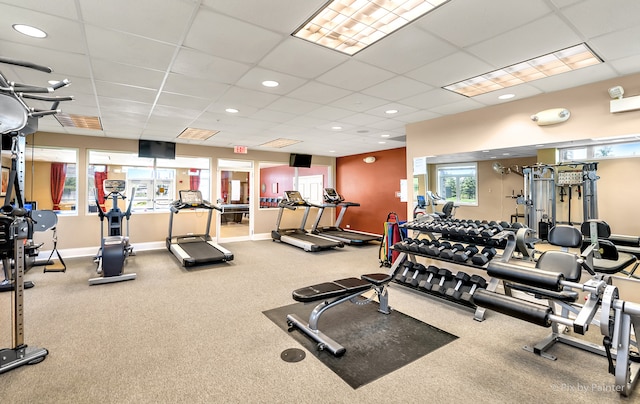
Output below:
[90,179,136,285]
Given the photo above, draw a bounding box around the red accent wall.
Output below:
[336,147,407,234]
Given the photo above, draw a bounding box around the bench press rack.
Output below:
[286,273,392,357]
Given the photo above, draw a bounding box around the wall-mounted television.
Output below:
[138,139,176,160]
[289,153,312,168]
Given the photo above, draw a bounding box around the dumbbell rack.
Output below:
[387,222,527,321]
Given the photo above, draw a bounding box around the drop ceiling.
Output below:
[2,0,639,158]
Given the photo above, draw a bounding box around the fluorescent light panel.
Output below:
[293,0,450,56]
[444,43,603,97]
[259,138,302,148]
[54,113,102,130]
[178,128,219,140]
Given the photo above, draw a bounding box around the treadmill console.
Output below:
[323,188,343,203]
[179,190,204,206]
[284,191,306,205]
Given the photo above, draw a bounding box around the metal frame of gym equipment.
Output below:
[474,228,640,397]
[522,162,599,239]
[286,273,392,357]
[90,179,137,285]
[0,56,73,374]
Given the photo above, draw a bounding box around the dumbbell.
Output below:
[409,239,432,254]
[394,261,414,282]
[439,243,465,260]
[406,263,427,286]
[453,245,479,263]
[418,265,440,289]
[393,238,415,251]
[445,271,471,299]
[418,240,439,255]
[471,247,497,266]
[461,275,488,303]
[425,241,451,257]
[429,269,453,293]
[481,224,504,238]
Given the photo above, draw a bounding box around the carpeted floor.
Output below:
[0,240,637,403]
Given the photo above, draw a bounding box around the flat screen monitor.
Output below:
[24,201,37,211]
[289,153,312,168]
[416,195,426,208]
[138,139,176,159]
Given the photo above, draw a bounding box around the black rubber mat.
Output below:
[264,301,458,389]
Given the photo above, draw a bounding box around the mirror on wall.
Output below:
[24,146,78,215]
[258,162,331,208]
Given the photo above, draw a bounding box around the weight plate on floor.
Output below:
[280,348,306,363]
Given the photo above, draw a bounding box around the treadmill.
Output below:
[271,190,344,252]
[167,190,234,267]
[310,188,382,245]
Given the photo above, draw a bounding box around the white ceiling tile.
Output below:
[156,92,211,111]
[183,7,285,64]
[0,42,91,78]
[288,81,353,104]
[331,93,390,113]
[91,60,165,90]
[418,0,551,47]
[304,106,355,121]
[406,51,493,87]
[466,15,583,68]
[258,37,347,79]
[85,26,176,71]
[171,48,251,83]
[361,76,434,101]
[316,60,396,92]
[213,87,279,110]
[562,0,640,39]
[0,0,79,19]
[80,0,196,44]
[234,67,308,95]
[202,0,326,34]
[97,97,153,116]
[162,73,230,99]
[400,88,465,110]
[0,5,86,53]
[589,25,640,61]
[94,82,157,104]
[265,97,322,115]
[429,98,486,116]
[355,26,457,74]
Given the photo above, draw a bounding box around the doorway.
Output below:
[217,159,252,241]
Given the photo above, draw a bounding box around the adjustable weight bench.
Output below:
[286,273,392,357]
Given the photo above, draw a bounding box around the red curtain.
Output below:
[50,163,67,210]
[189,169,200,190]
[94,170,108,212]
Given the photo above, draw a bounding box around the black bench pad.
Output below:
[292,278,371,303]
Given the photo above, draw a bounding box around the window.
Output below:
[559,139,640,162]
[436,163,477,206]
[88,150,209,213]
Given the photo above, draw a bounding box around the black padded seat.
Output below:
[580,220,639,274]
[292,278,371,303]
[535,250,582,282]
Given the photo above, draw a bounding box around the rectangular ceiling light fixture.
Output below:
[444,43,603,97]
[177,127,219,140]
[259,138,302,148]
[54,113,102,130]
[293,0,450,56]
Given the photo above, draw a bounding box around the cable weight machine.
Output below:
[0,56,72,374]
[522,162,599,239]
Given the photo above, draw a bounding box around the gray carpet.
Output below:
[0,240,636,403]
[264,300,457,389]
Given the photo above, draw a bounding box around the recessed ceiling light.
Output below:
[292,0,451,56]
[444,43,602,97]
[262,80,279,88]
[502,152,510,156]
[378,141,386,144]
[482,150,491,152]
[259,138,301,148]
[13,24,47,38]
[329,150,336,153]
[385,109,398,114]
[225,108,239,113]
[498,94,515,100]
[381,134,390,138]
[331,126,342,130]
